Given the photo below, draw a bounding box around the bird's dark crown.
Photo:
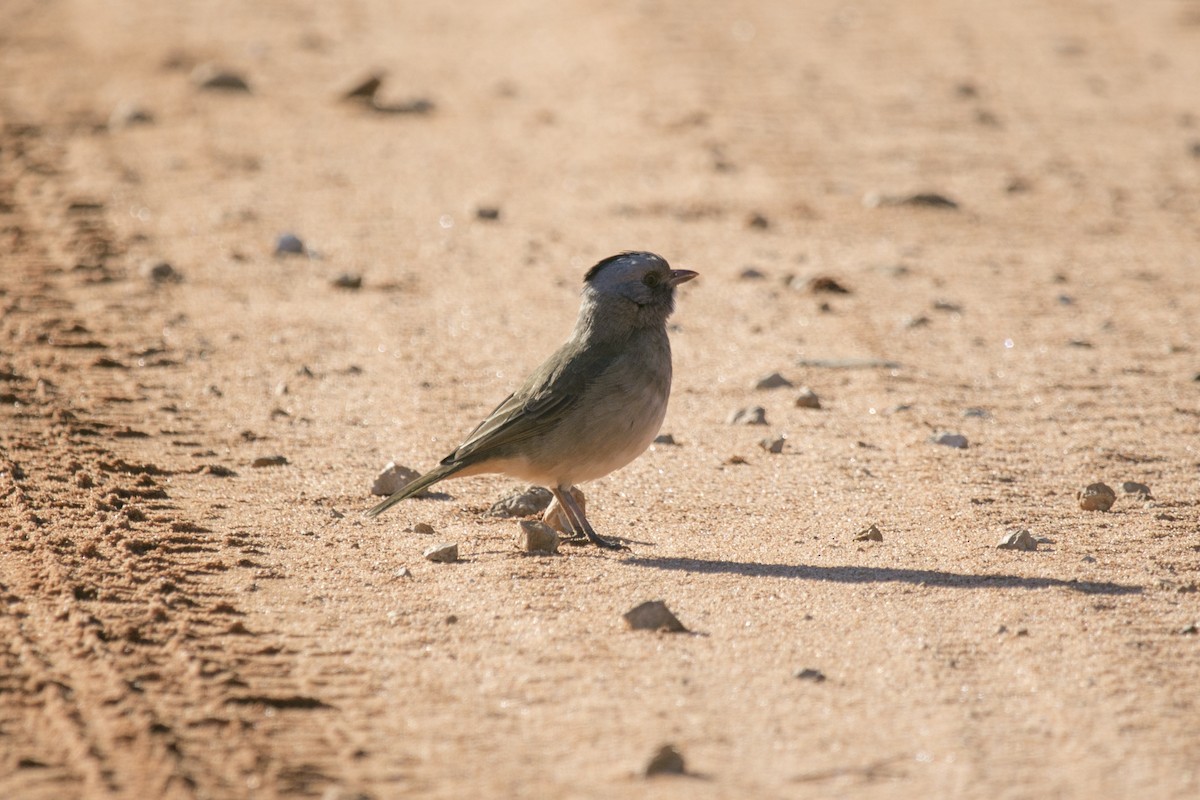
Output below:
[583,251,667,284]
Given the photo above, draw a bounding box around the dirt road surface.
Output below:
[2,1,1199,798]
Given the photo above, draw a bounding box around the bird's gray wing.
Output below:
[441,337,623,466]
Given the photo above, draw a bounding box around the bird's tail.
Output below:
[363,462,463,518]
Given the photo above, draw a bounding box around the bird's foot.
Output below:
[584,530,629,551]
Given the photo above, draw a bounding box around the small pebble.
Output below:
[517,520,559,554]
[274,233,306,256]
[250,455,288,468]
[410,522,435,535]
[932,433,969,449]
[644,744,686,777]
[794,668,827,682]
[961,407,990,418]
[1077,482,1116,512]
[332,273,362,289]
[109,101,154,129]
[728,405,767,426]
[853,524,883,542]
[423,543,458,563]
[653,433,677,445]
[623,601,687,633]
[739,267,766,280]
[341,73,384,102]
[759,434,786,454]
[371,97,435,115]
[394,567,413,579]
[863,191,959,209]
[371,462,423,496]
[747,212,770,229]
[1181,623,1199,636]
[1121,481,1152,498]
[794,387,821,409]
[140,260,182,283]
[191,63,251,92]
[997,528,1038,551]
[475,206,501,221]
[804,276,850,294]
[754,372,793,390]
[487,486,552,517]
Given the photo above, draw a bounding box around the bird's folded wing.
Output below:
[441,338,622,466]
[443,390,574,465]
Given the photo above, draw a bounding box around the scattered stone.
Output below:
[755,372,793,390]
[109,101,154,129]
[853,524,883,542]
[191,63,251,92]
[274,233,306,256]
[1121,481,1152,498]
[140,260,182,283]
[904,314,931,328]
[997,528,1038,551]
[962,407,990,418]
[487,486,552,517]
[542,487,585,534]
[475,206,501,221]
[653,433,678,445]
[796,357,902,370]
[341,72,385,103]
[394,567,413,579]
[759,434,786,454]
[794,668,827,682]
[739,267,766,280]
[423,543,458,563]
[864,191,959,210]
[804,276,850,294]
[623,601,687,633]
[747,212,770,229]
[932,299,963,313]
[517,520,559,554]
[728,405,767,425]
[1181,623,1199,636]
[371,462,423,497]
[372,97,435,115]
[1006,176,1032,193]
[794,387,821,409]
[932,433,969,449]
[725,455,748,465]
[410,522,435,535]
[331,273,362,289]
[250,455,288,468]
[644,744,686,777]
[1077,482,1117,512]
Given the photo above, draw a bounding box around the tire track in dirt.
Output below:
[0,120,350,799]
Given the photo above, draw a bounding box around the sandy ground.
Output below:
[2,1,1200,798]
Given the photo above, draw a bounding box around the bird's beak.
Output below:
[668,269,698,287]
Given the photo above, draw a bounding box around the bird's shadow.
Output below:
[621,556,1142,595]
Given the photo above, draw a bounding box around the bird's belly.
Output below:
[541,368,670,486]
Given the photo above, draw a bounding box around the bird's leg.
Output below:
[552,485,625,550]
[546,489,587,543]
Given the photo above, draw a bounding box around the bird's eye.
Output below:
[642,272,661,287]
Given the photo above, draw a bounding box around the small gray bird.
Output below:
[365,251,697,549]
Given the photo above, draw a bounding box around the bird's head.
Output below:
[581,252,697,323]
